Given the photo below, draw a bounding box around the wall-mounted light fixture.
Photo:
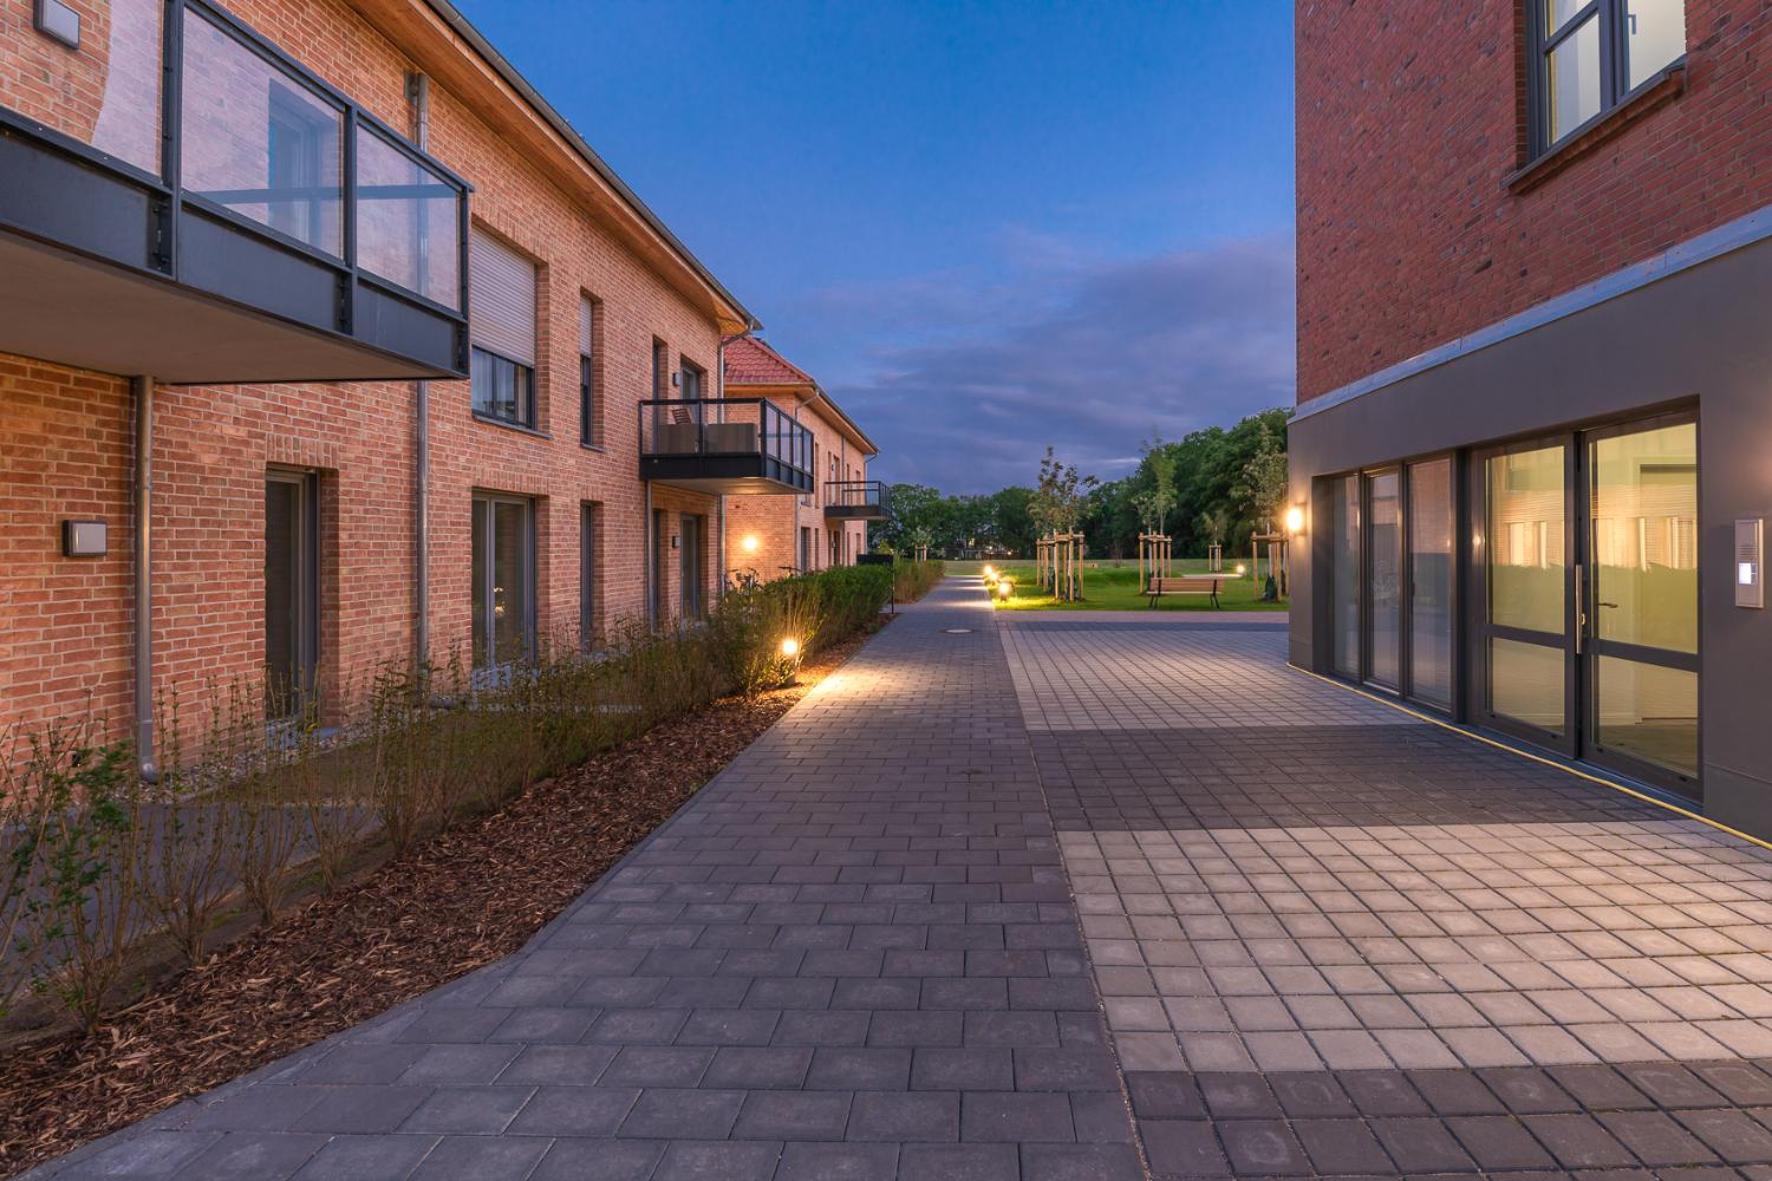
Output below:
[1284,505,1305,535]
[741,533,761,555]
[62,519,106,557]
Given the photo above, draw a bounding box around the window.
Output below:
[681,359,705,401]
[680,514,705,620]
[469,229,537,427]
[1531,0,1685,153]
[471,494,534,675]
[580,503,598,651]
[579,297,601,446]
[471,349,532,425]
[265,470,318,718]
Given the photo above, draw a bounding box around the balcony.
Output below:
[639,399,814,495]
[0,0,468,384]
[824,480,889,521]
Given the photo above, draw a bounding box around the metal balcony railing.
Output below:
[638,399,815,493]
[823,480,889,519]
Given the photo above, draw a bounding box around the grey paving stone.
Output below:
[617,1089,743,1140]
[288,1134,437,1180]
[774,1141,898,1181]
[732,1090,853,1140]
[1446,1114,1560,1171]
[1521,1113,1639,1169]
[528,1138,665,1180]
[896,1143,1018,1181]
[1217,1118,1313,1176]
[1019,1142,1144,1181]
[297,1045,428,1086]
[178,1132,329,1180]
[847,1091,960,1142]
[1294,1117,1395,1175]
[1597,1109,1721,1167]
[961,1092,1075,1143]
[504,1086,637,1136]
[807,1047,912,1090]
[397,1044,525,1086]
[1198,1072,1282,1118]
[408,1135,552,1180]
[910,1047,1014,1092]
[286,1086,433,1135]
[649,1139,781,1181]
[398,1087,534,1136]
[1369,1115,1480,1173]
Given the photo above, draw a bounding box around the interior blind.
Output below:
[469,229,536,367]
[579,297,594,356]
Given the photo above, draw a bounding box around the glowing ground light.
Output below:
[780,637,800,657]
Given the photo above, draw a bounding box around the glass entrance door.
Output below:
[1477,441,1573,751]
[1584,418,1699,788]
[1473,417,1699,792]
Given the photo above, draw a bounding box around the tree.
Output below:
[990,486,1037,556]
[1232,422,1288,533]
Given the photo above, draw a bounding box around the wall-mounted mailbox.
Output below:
[1737,518,1764,609]
[62,519,107,558]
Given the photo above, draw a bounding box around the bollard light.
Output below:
[1235,563,1247,576]
[780,637,800,658]
[997,579,1013,601]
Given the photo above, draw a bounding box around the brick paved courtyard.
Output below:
[30,577,1772,1180]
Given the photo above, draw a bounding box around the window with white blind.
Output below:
[469,228,536,427]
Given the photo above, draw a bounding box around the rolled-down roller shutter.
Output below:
[470,229,536,367]
[579,297,594,357]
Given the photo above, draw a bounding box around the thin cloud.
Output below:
[832,236,1295,493]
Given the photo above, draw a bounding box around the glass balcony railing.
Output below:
[0,0,469,382]
[639,399,815,494]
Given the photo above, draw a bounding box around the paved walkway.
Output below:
[30,577,1772,1180]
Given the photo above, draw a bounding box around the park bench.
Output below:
[1146,573,1227,608]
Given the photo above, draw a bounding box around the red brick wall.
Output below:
[721,391,870,580]
[1295,0,1772,401]
[0,0,725,742]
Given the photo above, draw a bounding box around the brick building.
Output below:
[0,0,843,773]
[1288,1,1772,833]
[719,336,881,583]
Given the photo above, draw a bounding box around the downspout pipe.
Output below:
[409,71,432,667]
[133,375,159,783]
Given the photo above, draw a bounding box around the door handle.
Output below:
[1573,564,1586,655]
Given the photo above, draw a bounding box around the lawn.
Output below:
[962,560,1289,611]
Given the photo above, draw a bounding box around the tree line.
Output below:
[873,407,1289,559]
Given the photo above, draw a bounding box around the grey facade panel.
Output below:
[1288,234,1772,830]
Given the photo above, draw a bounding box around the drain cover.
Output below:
[942,628,974,635]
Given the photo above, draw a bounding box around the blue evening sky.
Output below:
[452,0,1296,493]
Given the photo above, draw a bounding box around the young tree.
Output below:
[1233,423,1289,533]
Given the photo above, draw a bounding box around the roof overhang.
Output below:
[729,381,878,456]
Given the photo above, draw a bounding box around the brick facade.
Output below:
[719,339,875,583]
[1295,0,1772,401]
[0,0,753,740]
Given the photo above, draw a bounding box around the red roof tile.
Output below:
[724,335,816,388]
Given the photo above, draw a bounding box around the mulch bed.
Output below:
[0,624,882,1178]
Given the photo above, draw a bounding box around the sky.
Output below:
[451,0,1297,494]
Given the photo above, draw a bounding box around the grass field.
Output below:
[954,559,1289,612]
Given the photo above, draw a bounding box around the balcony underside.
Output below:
[0,232,456,384]
[824,504,887,521]
[640,454,812,496]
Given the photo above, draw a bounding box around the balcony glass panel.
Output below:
[180,10,344,257]
[5,0,162,173]
[356,124,461,309]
